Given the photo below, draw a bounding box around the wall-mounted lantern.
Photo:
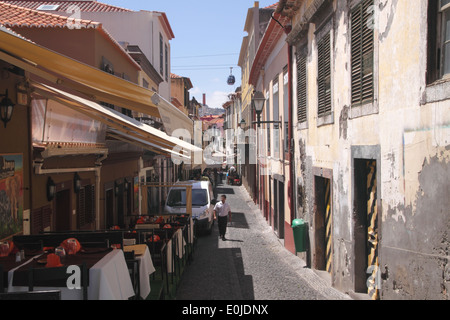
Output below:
[0,90,15,128]
[74,173,81,194]
[47,177,56,202]
[251,91,282,128]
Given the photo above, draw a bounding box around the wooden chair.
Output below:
[28,263,88,300]
[124,250,140,300]
[0,290,61,300]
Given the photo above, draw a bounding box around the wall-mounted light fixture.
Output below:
[47,177,56,202]
[0,90,15,128]
[251,91,282,128]
[74,173,81,194]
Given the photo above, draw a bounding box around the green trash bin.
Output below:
[292,219,307,253]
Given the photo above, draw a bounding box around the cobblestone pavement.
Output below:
[175,180,351,300]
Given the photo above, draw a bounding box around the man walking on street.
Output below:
[214,195,231,241]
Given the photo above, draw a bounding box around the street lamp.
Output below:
[0,90,15,128]
[252,91,265,125]
[239,119,246,128]
[251,91,281,128]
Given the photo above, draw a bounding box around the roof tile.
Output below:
[0,1,132,12]
[0,2,101,28]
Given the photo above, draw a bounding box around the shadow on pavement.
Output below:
[228,212,249,229]
[214,186,235,195]
[175,221,254,300]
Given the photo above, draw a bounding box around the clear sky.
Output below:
[103,0,278,109]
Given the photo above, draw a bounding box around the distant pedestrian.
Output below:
[214,195,232,240]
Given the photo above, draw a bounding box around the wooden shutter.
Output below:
[77,185,95,228]
[351,0,374,106]
[77,187,86,228]
[317,32,332,116]
[42,206,51,231]
[31,205,52,234]
[86,185,95,225]
[31,207,43,234]
[297,53,307,123]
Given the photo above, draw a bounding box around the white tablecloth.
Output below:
[166,229,186,273]
[7,249,135,300]
[88,249,135,300]
[134,246,155,299]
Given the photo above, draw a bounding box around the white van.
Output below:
[164,180,216,235]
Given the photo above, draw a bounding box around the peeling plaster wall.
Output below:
[292,0,450,299]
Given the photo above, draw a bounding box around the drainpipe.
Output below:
[278,0,297,234]
[288,43,296,224]
[34,152,107,230]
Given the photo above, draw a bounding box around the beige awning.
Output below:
[154,94,193,137]
[107,128,190,160]
[31,82,201,160]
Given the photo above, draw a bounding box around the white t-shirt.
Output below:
[214,201,231,217]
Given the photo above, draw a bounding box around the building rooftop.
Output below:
[0,0,132,12]
[0,2,100,28]
[0,2,141,70]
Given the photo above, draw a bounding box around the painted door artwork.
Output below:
[365,160,379,300]
[354,159,379,300]
[314,176,332,274]
[0,154,23,239]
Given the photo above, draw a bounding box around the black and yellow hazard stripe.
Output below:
[366,160,379,300]
[324,179,332,274]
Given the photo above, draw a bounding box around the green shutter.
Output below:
[297,53,307,123]
[351,0,374,106]
[318,32,332,116]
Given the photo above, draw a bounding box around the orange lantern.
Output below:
[60,238,81,255]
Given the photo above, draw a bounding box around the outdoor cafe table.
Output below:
[123,244,155,299]
[4,248,135,300]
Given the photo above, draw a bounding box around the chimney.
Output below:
[203,93,206,106]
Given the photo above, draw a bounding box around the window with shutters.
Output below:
[273,76,280,159]
[160,33,164,76]
[350,0,377,117]
[316,18,334,126]
[317,32,332,117]
[427,0,450,84]
[283,66,289,154]
[297,49,308,128]
[423,0,450,104]
[165,44,169,82]
[266,91,271,156]
[77,185,95,229]
[31,206,52,234]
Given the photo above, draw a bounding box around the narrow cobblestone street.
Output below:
[176,180,350,300]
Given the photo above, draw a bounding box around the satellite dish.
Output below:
[227,67,236,86]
